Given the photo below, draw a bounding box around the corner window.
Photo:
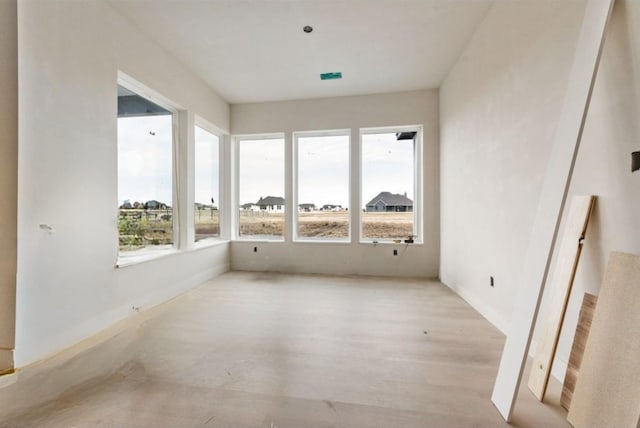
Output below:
[237,136,285,240]
[361,127,422,242]
[294,131,350,240]
[194,125,220,242]
[117,84,175,253]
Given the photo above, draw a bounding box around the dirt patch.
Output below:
[120,210,414,247]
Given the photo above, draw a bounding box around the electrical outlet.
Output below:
[393,249,398,256]
[253,246,258,253]
[490,276,494,287]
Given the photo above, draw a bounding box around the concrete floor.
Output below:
[0,272,570,427]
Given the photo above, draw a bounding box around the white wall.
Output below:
[0,0,18,371]
[440,1,586,330]
[552,0,640,379]
[440,0,640,380]
[15,0,231,367]
[231,90,440,277]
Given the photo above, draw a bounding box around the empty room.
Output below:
[1,0,639,427]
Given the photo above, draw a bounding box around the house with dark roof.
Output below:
[256,196,285,212]
[298,203,316,212]
[365,192,413,212]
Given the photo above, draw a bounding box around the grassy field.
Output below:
[119,209,174,250]
[239,211,413,239]
[119,208,220,250]
[195,209,220,241]
[120,209,413,250]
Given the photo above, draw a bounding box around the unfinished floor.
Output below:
[0,272,570,427]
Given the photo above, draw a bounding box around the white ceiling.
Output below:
[107,0,494,104]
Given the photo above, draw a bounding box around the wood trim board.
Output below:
[0,349,14,376]
[527,195,595,400]
[561,292,597,411]
[491,0,614,421]
[567,252,640,427]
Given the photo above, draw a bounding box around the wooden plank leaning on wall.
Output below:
[527,195,595,400]
[560,292,597,411]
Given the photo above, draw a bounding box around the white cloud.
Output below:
[239,138,285,204]
[117,115,173,205]
[362,133,414,206]
[298,135,349,207]
[194,126,220,205]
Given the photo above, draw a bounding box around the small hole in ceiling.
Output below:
[303,26,313,33]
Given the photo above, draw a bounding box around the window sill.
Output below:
[293,238,351,244]
[116,246,178,268]
[234,237,284,243]
[116,240,230,268]
[360,240,423,246]
[193,238,229,250]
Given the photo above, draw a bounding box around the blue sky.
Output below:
[194,126,219,206]
[239,133,414,209]
[118,115,173,206]
[298,135,349,207]
[118,118,414,210]
[361,133,414,207]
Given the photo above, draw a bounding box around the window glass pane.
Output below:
[117,85,173,252]
[194,126,220,241]
[361,131,415,241]
[238,137,285,239]
[296,134,349,239]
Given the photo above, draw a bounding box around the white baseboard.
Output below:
[441,277,509,334]
[1,263,230,419]
[440,278,570,386]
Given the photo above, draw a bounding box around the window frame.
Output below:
[292,129,351,243]
[359,125,423,244]
[193,117,224,246]
[233,133,286,241]
[116,73,180,264]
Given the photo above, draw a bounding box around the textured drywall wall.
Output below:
[440,0,640,381]
[231,90,439,278]
[440,1,586,330]
[15,0,230,366]
[553,0,640,381]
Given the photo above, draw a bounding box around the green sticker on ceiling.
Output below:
[320,72,342,80]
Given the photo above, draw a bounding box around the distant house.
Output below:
[240,202,259,211]
[256,196,285,212]
[365,192,413,212]
[195,202,217,210]
[298,203,316,212]
[321,204,344,212]
[144,200,169,210]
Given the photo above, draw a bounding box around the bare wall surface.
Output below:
[0,0,18,368]
[440,0,640,382]
[231,91,440,277]
[440,1,586,330]
[553,0,640,381]
[15,0,231,367]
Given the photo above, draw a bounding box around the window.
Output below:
[361,127,421,242]
[194,125,220,242]
[237,136,285,240]
[294,132,350,240]
[117,84,175,253]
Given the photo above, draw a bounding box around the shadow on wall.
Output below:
[578,199,605,295]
